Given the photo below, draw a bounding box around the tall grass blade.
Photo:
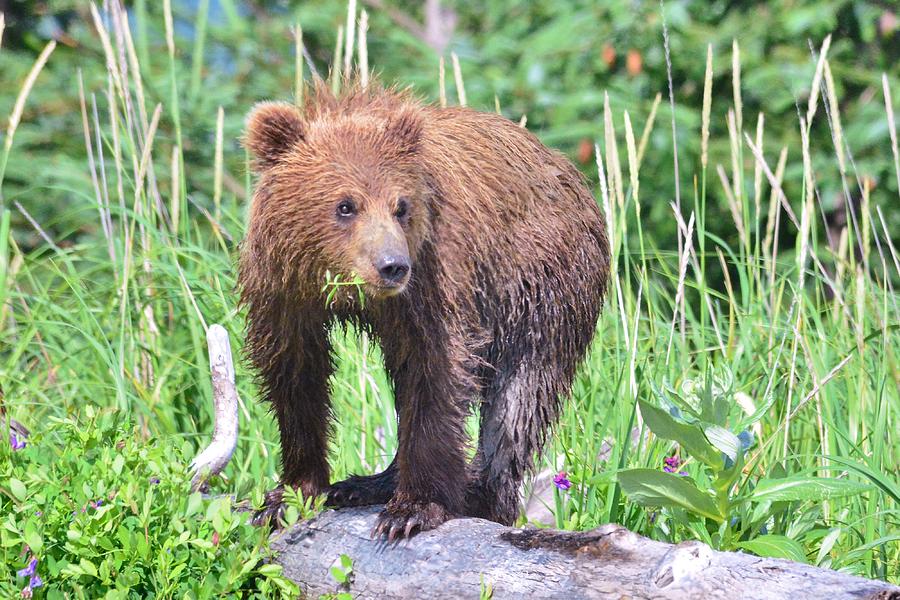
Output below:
[344,0,357,81]
[701,44,713,170]
[451,52,467,106]
[189,0,211,103]
[0,40,57,202]
[883,74,900,200]
[358,10,369,88]
[294,21,304,105]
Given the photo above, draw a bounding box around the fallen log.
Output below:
[194,325,899,599]
[271,506,899,599]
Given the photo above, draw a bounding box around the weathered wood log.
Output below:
[271,505,900,600]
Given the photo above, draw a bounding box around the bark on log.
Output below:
[271,505,900,600]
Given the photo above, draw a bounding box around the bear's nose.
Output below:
[376,256,410,285]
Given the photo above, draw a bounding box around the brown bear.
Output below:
[239,80,609,540]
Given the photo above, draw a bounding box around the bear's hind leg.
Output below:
[327,457,398,507]
[466,363,571,526]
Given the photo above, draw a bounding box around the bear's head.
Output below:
[244,99,429,301]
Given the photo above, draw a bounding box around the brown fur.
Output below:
[240,80,610,539]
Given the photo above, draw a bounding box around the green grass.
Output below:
[1,1,898,591]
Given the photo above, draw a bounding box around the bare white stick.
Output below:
[191,324,239,492]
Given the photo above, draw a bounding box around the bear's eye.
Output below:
[336,198,357,219]
[395,198,410,221]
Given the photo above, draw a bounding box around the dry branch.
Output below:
[191,324,239,492]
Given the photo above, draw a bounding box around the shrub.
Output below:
[0,407,297,599]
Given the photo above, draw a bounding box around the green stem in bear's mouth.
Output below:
[323,270,368,309]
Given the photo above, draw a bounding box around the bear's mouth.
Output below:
[370,277,409,299]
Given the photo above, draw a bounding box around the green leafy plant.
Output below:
[322,270,367,309]
[319,553,353,600]
[618,368,873,559]
[479,574,494,599]
[0,407,298,598]
[279,484,326,529]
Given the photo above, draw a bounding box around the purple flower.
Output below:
[663,455,681,469]
[663,456,689,475]
[149,477,160,485]
[553,471,572,491]
[90,499,103,509]
[17,557,43,595]
[10,432,26,451]
[17,557,37,578]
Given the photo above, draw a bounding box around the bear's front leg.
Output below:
[372,352,471,540]
[250,324,333,528]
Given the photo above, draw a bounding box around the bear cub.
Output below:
[240,80,609,540]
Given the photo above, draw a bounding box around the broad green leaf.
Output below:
[843,534,900,561]
[80,557,99,578]
[112,454,125,475]
[816,527,842,565]
[23,520,42,553]
[738,390,778,430]
[713,453,744,495]
[257,563,283,577]
[190,539,215,550]
[185,491,203,517]
[638,400,723,468]
[736,535,808,563]
[238,556,258,578]
[10,478,26,502]
[749,499,773,525]
[751,477,872,503]
[62,563,85,577]
[618,468,724,522]
[704,425,741,463]
[822,456,900,504]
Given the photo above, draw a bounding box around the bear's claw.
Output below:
[372,499,452,541]
[251,487,286,529]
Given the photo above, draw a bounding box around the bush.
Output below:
[0,407,297,599]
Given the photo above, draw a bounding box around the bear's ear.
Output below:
[383,109,423,158]
[244,102,305,170]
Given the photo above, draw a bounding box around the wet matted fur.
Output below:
[239,79,610,539]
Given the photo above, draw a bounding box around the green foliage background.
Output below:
[1,0,897,252]
[0,0,898,596]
